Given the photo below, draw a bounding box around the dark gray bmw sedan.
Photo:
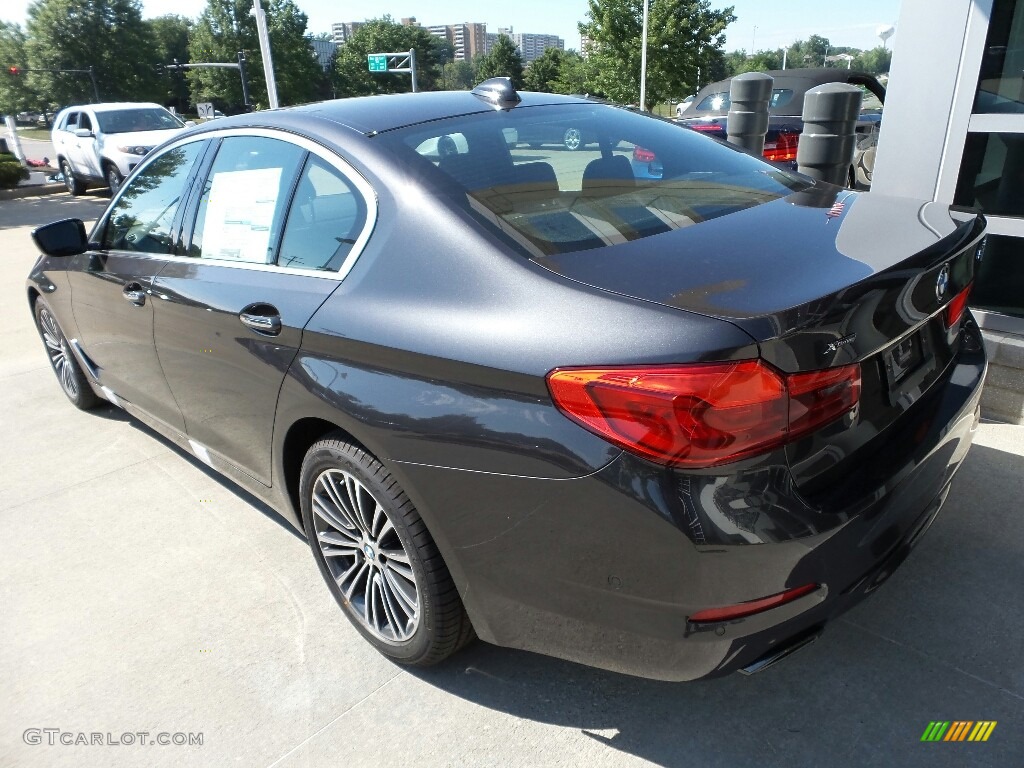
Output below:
[27,80,987,681]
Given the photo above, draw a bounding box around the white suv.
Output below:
[51,102,188,196]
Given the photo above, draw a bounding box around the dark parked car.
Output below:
[27,80,987,681]
[680,68,886,187]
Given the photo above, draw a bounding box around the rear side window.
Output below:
[62,112,79,131]
[277,155,367,271]
[695,88,794,112]
[385,104,806,257]
[188,136,305,263]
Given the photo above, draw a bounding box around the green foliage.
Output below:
[580,0,735,110]
[552,50,592,95]
[474,35,524,88]
[333,17,448,97]
[1,21,34,115]
[853,46,892,75]
[25,0,160,106]
[723,37,892,79]
[724,49,783,75]
[441,60,475,91]
[0,157,30,188]
[523,47,566,93]
[189,0,320,110]
[148,15,192,110]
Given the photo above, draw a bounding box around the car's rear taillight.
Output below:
[546,360,861,468]
[763,131,799,162]
[945,282,972,328]
[632,146,657,162]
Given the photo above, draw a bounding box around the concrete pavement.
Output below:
[1,195,1022,767]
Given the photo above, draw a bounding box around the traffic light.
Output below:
[7,66,20,76]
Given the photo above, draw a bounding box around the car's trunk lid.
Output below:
[534,186,986,489]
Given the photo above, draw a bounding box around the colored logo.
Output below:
[936,264,950,300]
[920,721,997,742]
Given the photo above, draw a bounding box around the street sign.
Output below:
[366,51,418,92]
[368,54,387,72]
[197,102,215,119]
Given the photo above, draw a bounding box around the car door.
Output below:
[152,131,374,485]
[59,111,88,175]
[68,138,212,433]
[74,111,103,178]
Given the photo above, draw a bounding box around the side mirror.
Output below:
[73,128,93,138]
[32,219,89,257]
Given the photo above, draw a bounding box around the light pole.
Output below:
[251,0,279,108]
[639,0,650,111]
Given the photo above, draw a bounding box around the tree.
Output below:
[25,0,159,107]
[442,60,475,90]
[475,34,524,88]
[553,50,591,94]
[580,0,735,110]
[524,47,566,93]
[333,16,448,97]
[853,46,892,75]
[789,35,831,68]
[148,15,192,110]
[0,22,34,116]
[724,48,783,76]
[189,0,320,111]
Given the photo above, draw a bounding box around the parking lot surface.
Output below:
[1,194,1022,767]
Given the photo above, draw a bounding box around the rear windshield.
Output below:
[379,103,807,257]
[695,89,795,113]
[95,108,184,134]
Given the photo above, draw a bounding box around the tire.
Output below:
[33,298,101,410]
[563,127,583,151]
[300,436,474,665]
[104,162,123,195]
[61,159,86,196]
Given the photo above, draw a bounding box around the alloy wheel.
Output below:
[563,127,582,151]
[107,166,122,194]
[311,468,420,643]
[62,162,75,194]
[38,306,78,399]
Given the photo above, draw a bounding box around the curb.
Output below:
[0,184,67,201]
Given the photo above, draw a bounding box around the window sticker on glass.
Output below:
[200,168,283,262]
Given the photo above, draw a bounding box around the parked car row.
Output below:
[675,69,886,188]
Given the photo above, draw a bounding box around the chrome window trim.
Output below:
[103,127,379,282]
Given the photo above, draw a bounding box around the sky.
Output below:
[0,0,903,54]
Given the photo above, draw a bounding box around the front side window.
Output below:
[102,140,206,253]
[78,113,93,133]
[277,155,368,271]
[188,136,306,264]
[385,104,805,257]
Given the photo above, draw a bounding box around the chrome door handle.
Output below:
[122,283,146,306]
[239,311,282,336]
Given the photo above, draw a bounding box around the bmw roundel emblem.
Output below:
[936,265,950,301]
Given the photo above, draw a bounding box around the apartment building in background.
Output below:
[510,32,565,63]
[330,22,363,45]
[427,22,488,62]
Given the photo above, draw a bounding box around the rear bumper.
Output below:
[390,322,987,681]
